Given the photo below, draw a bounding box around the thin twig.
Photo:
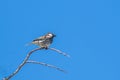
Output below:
[4,47,43,80]
[49,48,70,58]
[26,60,66,73]
[3,47,69,80]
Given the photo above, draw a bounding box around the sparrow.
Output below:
[32,33,56,49]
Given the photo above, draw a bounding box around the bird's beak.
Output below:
[53,34,56,37]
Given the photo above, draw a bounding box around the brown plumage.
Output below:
[32,33,56,49]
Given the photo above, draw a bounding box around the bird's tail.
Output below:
[25,42,33,46]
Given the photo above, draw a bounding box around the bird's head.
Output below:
[46,33,56,38]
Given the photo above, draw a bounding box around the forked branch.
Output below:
[3,48,43,80]
[3,47,69,80]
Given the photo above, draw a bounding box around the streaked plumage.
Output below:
[32,33,56,49]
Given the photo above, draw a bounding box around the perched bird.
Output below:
[32,33,56,49]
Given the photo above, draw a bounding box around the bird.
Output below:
[32,33,56,49]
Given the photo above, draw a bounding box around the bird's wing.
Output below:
[33,36,46,41]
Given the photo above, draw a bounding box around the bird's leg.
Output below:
[45,47,48,50]
[40,47,48,50]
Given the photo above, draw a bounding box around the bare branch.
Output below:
[4,47,43,80]
[26,60,66,73]
[3,47,69,80]
[2,78,6,80]
[49,48,70,58]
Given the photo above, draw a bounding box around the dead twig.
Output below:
[3,47,69,80]
[3,47,43,80]
[26,60,66,73]
[49,48,70,58]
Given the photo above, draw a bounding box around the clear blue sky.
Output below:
[0,0,120,80]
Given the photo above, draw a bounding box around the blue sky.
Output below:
[0,0,120,80]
